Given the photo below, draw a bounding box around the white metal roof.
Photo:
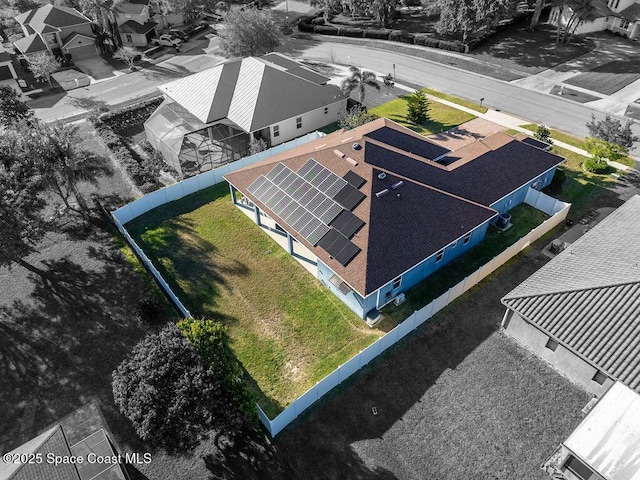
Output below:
[564,382,640,480]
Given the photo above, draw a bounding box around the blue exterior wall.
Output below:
[317,219,493,318]
[490,167,557,214]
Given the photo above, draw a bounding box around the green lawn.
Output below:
[520,124,635,167]
[126,183,383,418]
[551,146,618,219]
[370,93,476,134]
[382,204,549,324]
[421,87,488,113]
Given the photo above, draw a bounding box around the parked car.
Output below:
[185,24,208,36]
[168,29,189,42]
[151,34,182,48]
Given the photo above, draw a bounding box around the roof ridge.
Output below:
[5,425,62,480]
[503,279,640,302]
[363,136,449,170]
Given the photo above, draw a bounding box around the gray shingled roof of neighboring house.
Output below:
[13,33,47,54]
[502,195,640,391]
[619,2,640,21]
[15,4,91,33]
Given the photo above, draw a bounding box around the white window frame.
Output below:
[296,117,302,129]
[436,249,444,262]
[392,276,402,290]
[463,232,472,245]
[273,124,280,137]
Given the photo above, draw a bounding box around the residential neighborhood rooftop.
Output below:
[158,53,346,130]
[502,195,640,392]
[225,117,563,296]
[14,4,90,32]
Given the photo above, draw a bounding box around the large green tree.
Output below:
[586,114,638,148]
[0,85,32,127]
[112,323,235,451]
[218,7,280,57]
[432,0,518,42]
[0,127,48,272]
[340,66,380,105]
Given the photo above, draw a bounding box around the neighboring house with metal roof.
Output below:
[13,4,98,61]
[501,195,640,397]
[0,400,129,480]
[224,117,564,320]
[542,381,640,480]
[549,0,640,38]
[145,53,349,177]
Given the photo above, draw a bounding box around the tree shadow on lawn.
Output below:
[274,252,583,480]
[472,25,596,73]
[0,240,157,454]
[126,187,250,319]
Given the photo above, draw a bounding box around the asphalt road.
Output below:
[276,36,640,156]
[30,34,640,155]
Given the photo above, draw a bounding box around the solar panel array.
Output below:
[298,159,348,197]
[248,162,346,245]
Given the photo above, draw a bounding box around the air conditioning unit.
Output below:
[393,293,406,306]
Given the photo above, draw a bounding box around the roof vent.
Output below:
[352,142,362,150]
[377,172,386,180]
[333,149,345,158]
[375,189,389,198]
[345,157,358,166]
[391,181,403,189]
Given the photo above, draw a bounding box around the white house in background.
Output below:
[108,0,183,45]
[550,0,640,38]
[542,381,640,480]
[501,195,640,398]
[144,53,348,177]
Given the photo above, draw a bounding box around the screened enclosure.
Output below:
[144,100,253,177]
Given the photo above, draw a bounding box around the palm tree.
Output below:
[340,66,381,105]
[555,0,596,46]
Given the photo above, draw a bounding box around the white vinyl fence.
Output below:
[112,147,570,438]
[258,189,570,437]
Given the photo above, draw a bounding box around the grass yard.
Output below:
[421,87,488,113]
[369,92,476,135]
[564,60,640,95]
[382,204,549,324]
[126,183,383,418]
[277,250,590,480]
[551,84,601,103]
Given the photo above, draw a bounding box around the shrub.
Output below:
[584,157,611,174]
[338,105,377,130]
[363,29,390,39]
[388,30,415,43]
[310,16,325,25]
[413,34,440,47]
[96,96,163,133]
[438,40,467,52]
[297,20,315,32]
[135,295,165,324]
[314,24,339,35]
[337,26,364,38]
[402,0,421,5]
[406,90,429,125]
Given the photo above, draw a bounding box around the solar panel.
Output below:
[343,170,366,189]
[330,210,365,238]
[333,184,366,211]
[308,224,330,245]
[299,159,347,197]
[317,229,361,266]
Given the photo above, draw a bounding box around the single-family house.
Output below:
[542,381,640,480]
[224,117,564,320]
[501,195,640,397]
[144,53,349,176]
[0,52,20,93]
[13,4,98,61]
[118,19,157,46]
[550,0,640,38]
[0,400,129,480]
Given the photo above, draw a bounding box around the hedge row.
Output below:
[298,17,467,53]
[98,96,164,134]
[92,121,163,193]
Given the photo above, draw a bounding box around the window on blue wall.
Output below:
[463,233,472,245]
[436,250,444,262]
[451,240,457,248]
[392,276,402,290]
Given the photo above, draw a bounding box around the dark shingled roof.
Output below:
[365,136,563,206]
[228,118,563,296]
[619,2,640,21]
[365,126,450,160]
[226,118,562,295]
[502,195,640,392]
[119,19,157,34]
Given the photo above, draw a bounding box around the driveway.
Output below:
[73,56,118,81]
